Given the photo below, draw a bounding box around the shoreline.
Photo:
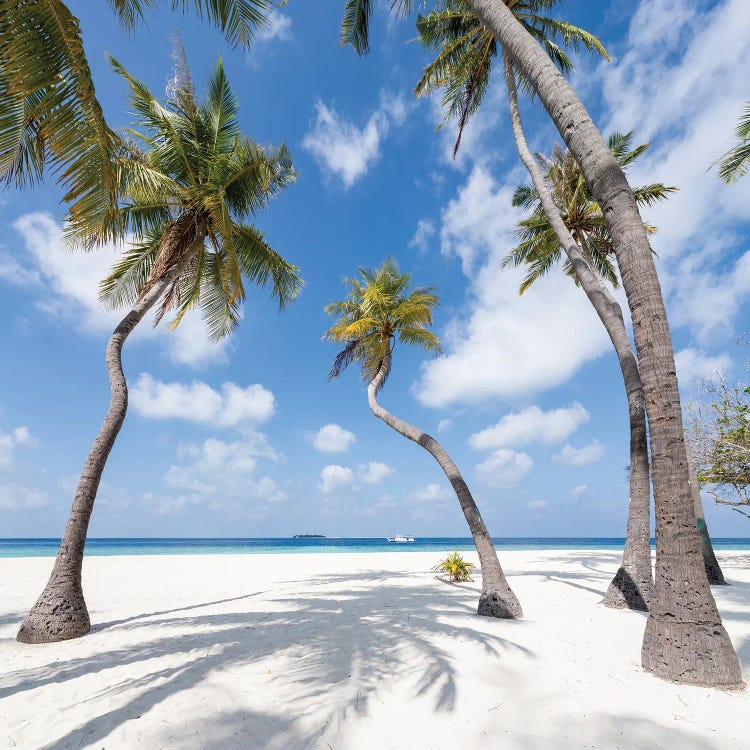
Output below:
[2,550,748,748]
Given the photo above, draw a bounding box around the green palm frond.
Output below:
[507,131,674,294]
[107,0,271,47]
[718,102,750,183]
[339,0,413,54]
[413,0,609,155]
[324,259,441,389]
[99,50,300,345]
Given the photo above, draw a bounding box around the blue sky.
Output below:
[1,0,748,538]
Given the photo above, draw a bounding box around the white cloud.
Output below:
[413,166,610,407]
[528,500,548,512]
[256,12,292,43]
[675,348,731,387]
[555,440,606,467]
[0,483,47,509]
[131,373,275,428]
[469,403,589,451]
[571,484,588,499]
[8,213,230,367]
[359,461,394,484]
[302,91,408,188]
[0,425,36,469]
[319,464,355,495]
[475,449,533,488]
[410,483,452,502]
[437,419,453,433]
[312,423,356,453]
[160,435,282,513]
[409,219,436,253]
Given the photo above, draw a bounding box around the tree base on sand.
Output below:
[641,617,744,687]
[17,582,90,644]
[604,567,651,611]
[477,588,523,619]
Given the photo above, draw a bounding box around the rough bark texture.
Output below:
[503,56,652,612]
[469,0,741,685]
[686,448,726,585]
[17,237,203,644]
[368,353,522,618]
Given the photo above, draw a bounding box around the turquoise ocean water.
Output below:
[2,537,750,558]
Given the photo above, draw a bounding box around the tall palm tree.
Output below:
[413,4,661,610]
[324,259,522,619]
[17,52,302,644]
[339,0,743,686]
[718,102,750,183]
[0,0,270,243]
[503,132,677,609]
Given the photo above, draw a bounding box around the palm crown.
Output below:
[99,51,302,340]
[503,131,677,293]
[414,0,609,155]
[324,259,441,389]
[0,1,271,243]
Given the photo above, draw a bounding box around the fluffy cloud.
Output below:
[469,403,589,451]
[131,374,275,428]
[256,12,292,44]
[475,449,533,488]
[7,213,230,367]
[319,464,355,495]
[413,167,610,407]
[437,419,453,433]
[409,219,436,253]
[312,424,356,453]
[410,483,452,502]
[359,461,394,484]
[555,440,606,467]
[0,483,47,510]
[571,484,588,499]
[0,425,35,469]
[160,435,282,513]
[528,500,548,512]
[302,92,408,188]
[675,348,731,387]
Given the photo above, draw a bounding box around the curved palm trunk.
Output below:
[471,0,741,685]
[368,353,521,618]
[686,448,726,585]
[17,240,202,644]
[503,56,652,611]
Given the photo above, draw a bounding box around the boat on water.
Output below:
[387,535,415,543]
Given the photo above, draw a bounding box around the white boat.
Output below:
[387,534,415,543]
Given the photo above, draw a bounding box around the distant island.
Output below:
[292,534,326,539]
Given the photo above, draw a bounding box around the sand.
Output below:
[0,549,748,749]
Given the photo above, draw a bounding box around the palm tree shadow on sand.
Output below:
[2,571,533,749]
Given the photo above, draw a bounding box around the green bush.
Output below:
[432,551,474,582]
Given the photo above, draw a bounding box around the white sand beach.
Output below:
[1,549,748,749]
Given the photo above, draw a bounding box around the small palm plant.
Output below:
[433,551,474,583]
[17,50,302,645]
[324,259,521,618]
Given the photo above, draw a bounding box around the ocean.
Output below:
[2,537,750,558]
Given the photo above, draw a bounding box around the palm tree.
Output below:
[503,132,678,609]
[413,5,661,610]
[718,102,750,183]
[17,52,302,644]
[324,259,522,619]
[0,0,270,242]
[339,0,743,686]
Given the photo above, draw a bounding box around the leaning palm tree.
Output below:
[717,102,750,183]
[324,259,522,619]
[0,0,270,242]
[503,132,678,609]
[17,52,302,644]
[340,0,743,687]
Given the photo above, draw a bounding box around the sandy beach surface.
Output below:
[0,549,748,749]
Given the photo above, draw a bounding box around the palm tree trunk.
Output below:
[17,240,202,644]
[503,55,652,611]
[368,352,521,618]
[686,448,726,585]
[472,0,741,685]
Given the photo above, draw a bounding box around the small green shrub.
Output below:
[432,551,474,582]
